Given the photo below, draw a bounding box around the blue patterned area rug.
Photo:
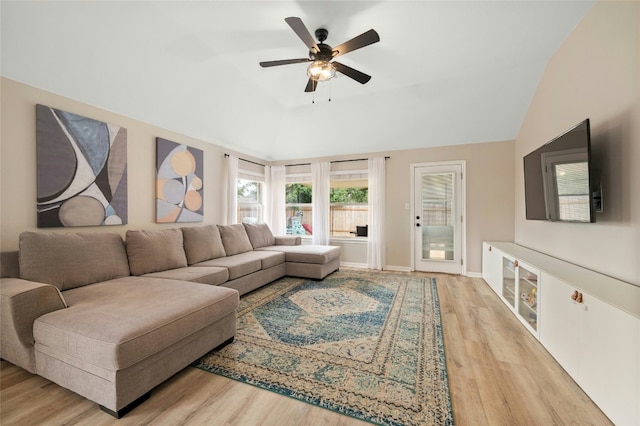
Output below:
[195,269,454,426]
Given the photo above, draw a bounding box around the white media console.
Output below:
[482,241,639,426]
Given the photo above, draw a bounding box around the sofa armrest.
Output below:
[1,251,20,278]
[0,278,67,373]
[274,236,301,246]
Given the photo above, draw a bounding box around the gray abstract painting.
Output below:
[36,104,128,227]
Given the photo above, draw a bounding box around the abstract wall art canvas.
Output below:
[36,105,128,227]
[156,138,204,223]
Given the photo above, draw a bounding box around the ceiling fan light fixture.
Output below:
[307,60,335,82]
[260,17,379,92]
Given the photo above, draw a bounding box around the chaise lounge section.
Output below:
[0,222,340,417]
[2,231,239,418]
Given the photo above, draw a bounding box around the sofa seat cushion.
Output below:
[256,245,341,265]
[32,277,238,371]
[241,250,285,269]
[194,250,283,280]
[141,266,229,286]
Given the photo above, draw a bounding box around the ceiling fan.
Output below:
[259,17,380,92]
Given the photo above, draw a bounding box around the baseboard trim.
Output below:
[339,264,414,272]
[384,265,412,272]
[337,264,480,276]
[340,262,368,269]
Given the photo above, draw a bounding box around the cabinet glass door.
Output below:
[502,257,516,307]
[517,265,538,331]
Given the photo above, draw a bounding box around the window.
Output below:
[330,174,368,238]
[237,176,263,224]
[286,182,312,235]
[282,167,369,238]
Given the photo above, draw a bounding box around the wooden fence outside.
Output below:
[237,204,368,237]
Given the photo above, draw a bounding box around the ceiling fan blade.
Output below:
[304,79,318,92]
[260,58,310,68]
[332,62,371,84]
[285,17,320,53]
[331,29,380,58]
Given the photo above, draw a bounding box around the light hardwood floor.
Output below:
[0,274,612,425]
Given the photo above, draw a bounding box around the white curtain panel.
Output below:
[268,165,286,235]
[263,165,271,226]
[367,157,386,270]
[226,155,238,225]
[311,161,330,245]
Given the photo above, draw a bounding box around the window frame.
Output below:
[285,173,313,237]
[281,167,370,242]
[236,169,265,224]
[329,169,369,240]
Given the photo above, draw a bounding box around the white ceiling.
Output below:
[1,1,594,161]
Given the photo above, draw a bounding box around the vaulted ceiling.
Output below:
[1,1,594,160]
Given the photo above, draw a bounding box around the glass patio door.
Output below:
[413,163,464,274]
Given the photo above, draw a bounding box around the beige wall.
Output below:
[382,141,515,272]
[1,78,515,275]
[514,1,639,285]
[0,78,259,250]
[281,140,516,274]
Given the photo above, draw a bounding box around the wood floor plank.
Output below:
[447,372,490,426]
[438,275,612,426]
[0,273,612,425]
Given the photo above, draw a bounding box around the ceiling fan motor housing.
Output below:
[309,28,334,60]
[309,43,334,61]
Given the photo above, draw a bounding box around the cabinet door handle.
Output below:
[570,291,584,303]
[514,260,519,268]
[489,246,492,252]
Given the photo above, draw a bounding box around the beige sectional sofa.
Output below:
[0,223,340,417]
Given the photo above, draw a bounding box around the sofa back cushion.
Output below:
[243,223,276,249]
[19,231,130,291]
[182,225,226,265]
[217,224,253,256]
[126,229,188,275]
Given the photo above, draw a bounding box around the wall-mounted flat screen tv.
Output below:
[523,119,597,223]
